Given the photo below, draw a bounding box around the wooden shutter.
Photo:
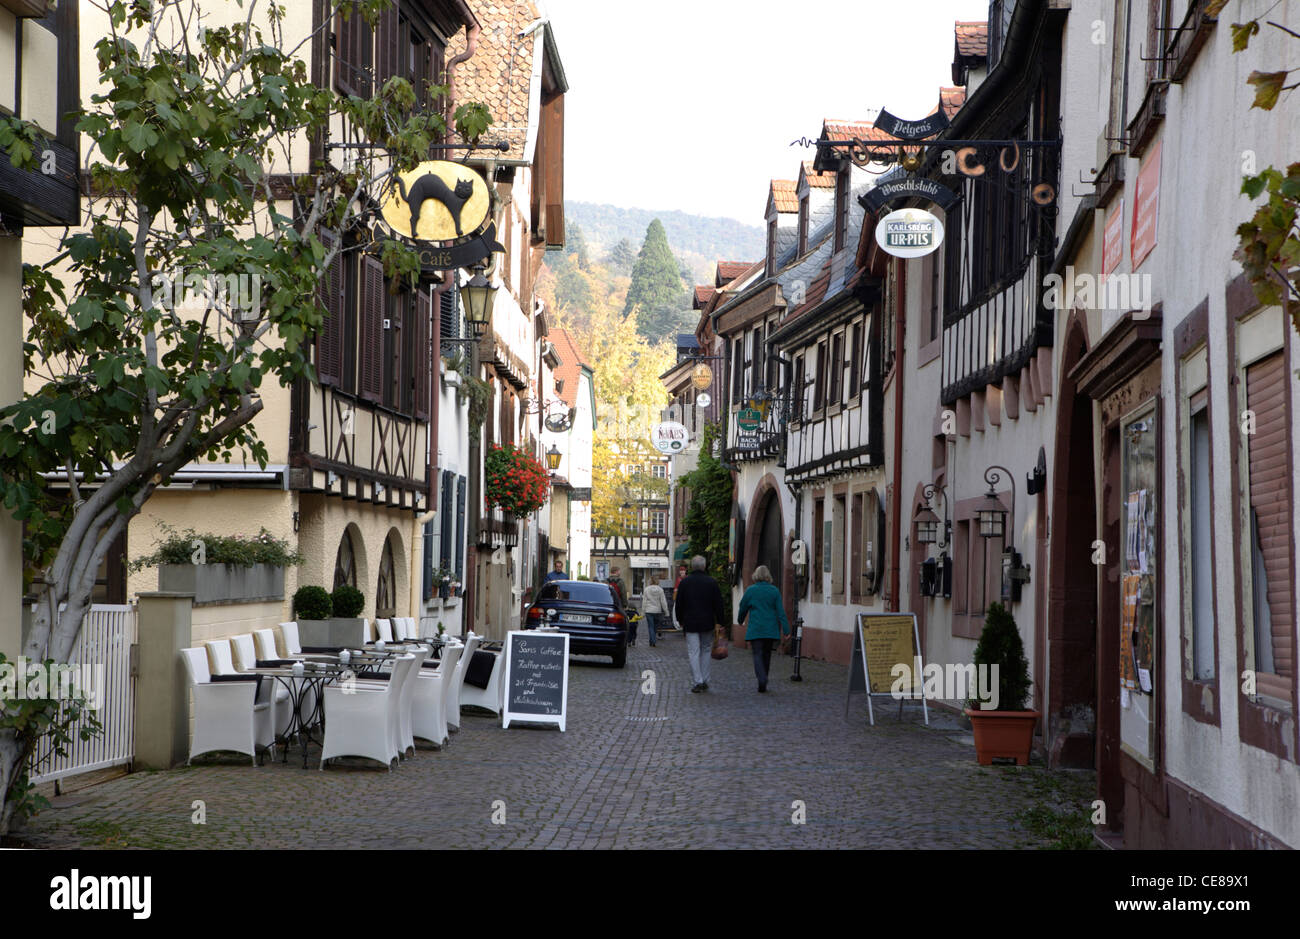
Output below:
[441,469,455,568]
[316,231,344,387]
[334,1,372,97]
[414,288,432,420]
[813,342,826,411]
[849,323,863,393]
[440,284,459,343]
[422,520,434,601]
[374,7,398,91]
[1246,351,1294,696]
[455,476,467,580]
[359,255,385,403]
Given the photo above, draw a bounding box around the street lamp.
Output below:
[546,444,562,472]
[914,483,950,548]
[460,269,497,339]
[976,466,1013,540]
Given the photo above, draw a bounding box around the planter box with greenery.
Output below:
[135,527,301,606]
[964,602,1040,766]
[293,585,369,647]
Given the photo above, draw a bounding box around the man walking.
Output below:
[641,578,667,647]
[544,559,567,583]
[674,556,725,693]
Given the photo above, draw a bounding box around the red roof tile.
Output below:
[955,21,988,58]
[801,161,836,189]
[769,179,798,214]
[716,261,751,285]
[549,327,589,409]
[939,86,966,118]
[447,1,544,162]
[825,120,901,144]
[694,285,717,308]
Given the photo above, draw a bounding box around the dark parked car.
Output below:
[524,580,629,667]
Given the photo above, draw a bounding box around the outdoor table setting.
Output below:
[248,658,347,768]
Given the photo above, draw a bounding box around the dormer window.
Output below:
[834,166,850,252]
[798,194,809,256]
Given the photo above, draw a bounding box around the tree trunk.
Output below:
[0,728,34,836]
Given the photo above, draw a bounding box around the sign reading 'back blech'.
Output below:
[502,630,569,731]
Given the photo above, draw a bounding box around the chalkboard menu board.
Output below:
[502,630,570,731]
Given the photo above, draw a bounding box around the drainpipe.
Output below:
[889,259,906,608]
[444,9,481,134]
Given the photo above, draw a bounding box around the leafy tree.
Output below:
[624,219,687,342]
[564,220,590,270]
[0,0,488,832]
[605,238,637,273]
[1230,9,1300,336]
[680,420,734,621]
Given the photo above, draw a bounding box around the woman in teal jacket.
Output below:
[737,565,789,693]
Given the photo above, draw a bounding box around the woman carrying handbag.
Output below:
[736,565,789,693]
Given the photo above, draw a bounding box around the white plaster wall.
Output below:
[1114,3,1300,846]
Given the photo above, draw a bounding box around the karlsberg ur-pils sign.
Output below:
[875,208,945,259]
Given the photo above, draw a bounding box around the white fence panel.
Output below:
[28,603,137,785]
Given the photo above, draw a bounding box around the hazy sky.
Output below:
[540,0,992,226]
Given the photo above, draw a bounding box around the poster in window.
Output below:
[1120,573,1140,690]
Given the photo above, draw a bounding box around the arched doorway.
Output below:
[1048,312,1099,768]
[756,491,785,584]
[334,528,358,589]
[375,537,397,618]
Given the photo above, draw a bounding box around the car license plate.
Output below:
[560,613,592,624]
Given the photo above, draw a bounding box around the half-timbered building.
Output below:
[1,0,80,652]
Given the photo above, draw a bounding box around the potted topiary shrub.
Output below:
[293,585,332,621]
[332,584,365,618]
[964,602,1039,766]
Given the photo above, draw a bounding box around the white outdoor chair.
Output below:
[180,647,274,765]
[320,653,416,770]
[447,635,477,732]
[393,617,412,641]
[460,637,504,717]
[279,621,302,657]
[374,618,395,643]
[396,645,428,757]
[256,627,318,730]
[359,618,374,645]
[253,628,280,661]
[231,633,293,738]
[208,639,290,741]
[414,642,460,748]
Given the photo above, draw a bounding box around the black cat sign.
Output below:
[380,161,503,270]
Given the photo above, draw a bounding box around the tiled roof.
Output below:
[676,334,701,350]
[694,285,717,308]
[716,261,751,285]
[824,120,901,144]
[939,86,966,118]
[769,179,798,214]
[549,327,589,409]
[801,161,836,189]
[447,1,543,162]
[955,21,988,58]
[778,259,833,328]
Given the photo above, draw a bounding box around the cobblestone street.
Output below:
[19,635,1092,850]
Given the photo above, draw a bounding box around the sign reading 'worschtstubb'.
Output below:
[875,208,945,259]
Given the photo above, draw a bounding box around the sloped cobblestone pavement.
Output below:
[17,634,1091,849]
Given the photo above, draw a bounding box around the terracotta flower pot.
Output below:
[964,708,1040,766]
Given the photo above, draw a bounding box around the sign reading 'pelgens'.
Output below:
[875,208,945,259]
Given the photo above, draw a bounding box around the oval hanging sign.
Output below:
[379,161,504,271]
[875,208,945,259]
[651,421,690,454]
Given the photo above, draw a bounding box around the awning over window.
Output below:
[673,543,692,561]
